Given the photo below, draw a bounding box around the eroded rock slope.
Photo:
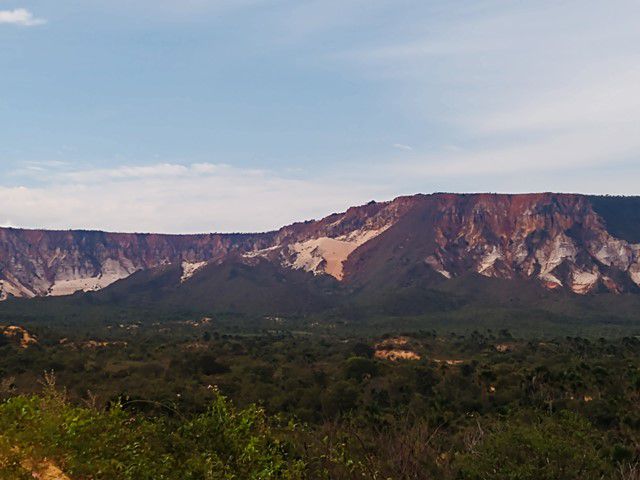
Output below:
[1,193,639,300]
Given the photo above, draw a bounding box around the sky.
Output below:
[1,0,639,233]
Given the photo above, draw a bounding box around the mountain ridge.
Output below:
[2,193,640,302]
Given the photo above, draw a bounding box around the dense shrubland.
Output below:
[2,315,640,478]
[0,377,307,479]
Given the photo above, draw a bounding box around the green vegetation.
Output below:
[0,377,308,479]
[2,306,640,478]
[456,412,609,480]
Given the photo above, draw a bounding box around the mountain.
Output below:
[0,230,273,300]
[2,193,640,309]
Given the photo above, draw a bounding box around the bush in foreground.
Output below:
[0,381,306,479]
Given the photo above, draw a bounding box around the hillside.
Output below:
[2,193,640,313]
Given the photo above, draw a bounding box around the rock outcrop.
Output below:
[1,193,639,299]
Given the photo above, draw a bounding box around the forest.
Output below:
[2,304,640,479]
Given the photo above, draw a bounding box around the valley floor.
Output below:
[2,311,640,478]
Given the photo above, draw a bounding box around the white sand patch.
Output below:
[0,278,35,300]
[48,258,136,296]
[335,228,386,244]
[477,247,503,277]
[438,269,452,279]
[1,280,15,301]
[425,255,452,279]
[629,261,640,286]
[539,272,563,287]
[570,269,600,294]
[513,242,531,265]
[534,233,579,289]
[181,261,207,283]
[288,238,357,280]
[592,238,633,269]
[49,273,128,296]
[242,245,280,259]
[536,233,577,276]
[522,259,537,277]
[286,227,387,280]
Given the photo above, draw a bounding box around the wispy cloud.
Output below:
[392,143,413,152]
[333,0,640,187]
[392,124,639,178]
[86,0,271,22]
[3,162,393,233]
[2,0,639,230]
[467,66,640,136]
[0,8,46,27]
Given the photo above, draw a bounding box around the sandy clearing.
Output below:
[49,273,128,296]
[22,458,71,480]
[477,247,503,277]
[1,326,38,349]
[287,228,387,280]
[375,349,421,361]
[180,261,208,283]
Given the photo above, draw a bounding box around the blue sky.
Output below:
[1,0,639,232]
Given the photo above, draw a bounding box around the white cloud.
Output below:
[3,0,639,224]
[392,143,413,151]
[278,0,391,37]
[465,66,640,136]
[2,162,393,233]
[0,8,46,26]
[333,0,640,189]
[393,124,639,178]
[62,163,191,182]
[85,0,271,22]
[390,64,640,182]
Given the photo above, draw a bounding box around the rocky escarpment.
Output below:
[243,198,415,280]
[0,198,413,300]
[242,193,640,294]
[410,194,640,294]
[0,229,273,300]
[1,193,640,300]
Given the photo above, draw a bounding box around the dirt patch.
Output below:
[375,349,421,361]
[81,340,128,349]
[182,317,213,328]
[376,336,409,348]
[60,339,128,350]
[0,326,38,349]
[495,343,516,353]
[0,439,70,480]
[183,342,211,351]
[433,359,465,366]
[374,337,421,361]
[22,458,71,480]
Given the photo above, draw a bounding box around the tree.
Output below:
[456,411,609,480]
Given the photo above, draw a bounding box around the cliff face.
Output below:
[387,193,640,294]
[0,229,271,299]
[2,193,640,301]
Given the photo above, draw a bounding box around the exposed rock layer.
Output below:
[1,193,639,299]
